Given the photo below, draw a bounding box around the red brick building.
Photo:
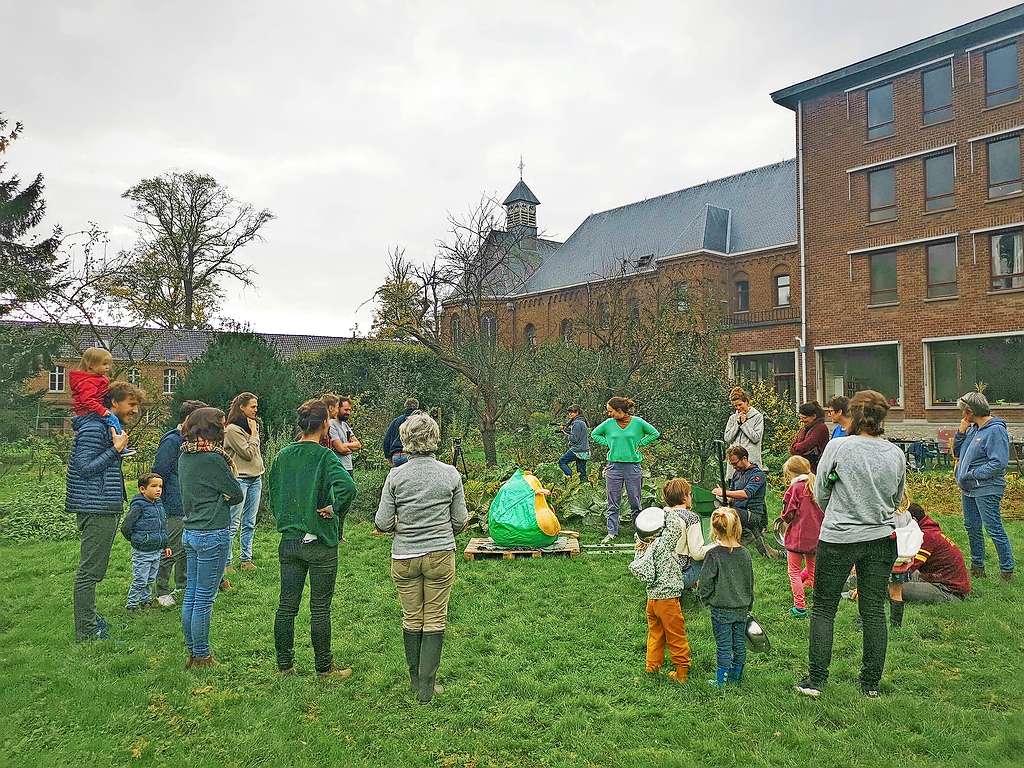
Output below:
[461,6,1024,432]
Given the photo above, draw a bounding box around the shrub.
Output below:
[0,472,75,543]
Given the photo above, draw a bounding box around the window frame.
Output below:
[987,134,1022,199]
[48,364,66,393]
[921,62,953,125]
[990,229,1024,292]
[923,151,955,211]
[817,341,903,408]
[925,333,1024,409]
[674,281,689,313]
[868,166,897,222]
[450,314,462,348]
[523,323,537,349]
[163,367,178,395]
[866,82,895,140]
[869,249,898,305]
[985,41,1020,108]
[126,366,142,386]
[559,318,573,344]
[480,312,498,345]
[774,273,791,307]
[734,279,750,313]
[926,240,958,299]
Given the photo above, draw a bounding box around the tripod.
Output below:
[452,438,469,476]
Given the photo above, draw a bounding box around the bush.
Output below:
[0,472,76,543]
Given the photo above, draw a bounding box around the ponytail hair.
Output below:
[607,396,636,414]
[296,399,329,436]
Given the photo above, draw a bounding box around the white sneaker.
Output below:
[157,594,176,607]
[600,534,617,545]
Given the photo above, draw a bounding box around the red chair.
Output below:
[936,428,956,467]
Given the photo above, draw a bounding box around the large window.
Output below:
[523,323,537,348]
[733,352,796,403]
[868,167,896,221]
[988,135,1022,198]
[48,365,66,393]
[163,368,178,395]
[867,83,894,140]
[926,241,957,299]
[774,274,791,306]
[869,250,897,305]
[929,335,1024,407]
[924,152,955,211]
[991,230,1024,291]
[821,345,901,407]
[480,313,498,345]
[922,63,953,124]
[985,42,1020,108]
[735,280,749,312]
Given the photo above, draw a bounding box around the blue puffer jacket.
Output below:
[152,428,183,517]
[121,493,169,551]
[66,414,126,515]
[954,417,1010,498]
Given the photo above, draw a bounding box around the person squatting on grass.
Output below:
[896,503,971,604]
[698,508,754,687]
[68,380,144,641]
[663,478,712,592]
[713,445,777,559]
[630,506,691,683]
[178,407,244,669]
[953,391,1016,581]
[375,411,469,704]
[69,347,133,455]
[223,392,265,573]
[152,399,208,607]
[797,390,906,699]
[780,455,824,618]
[121,473,171,611]
[269,399,357,679]
[591,396,660,544]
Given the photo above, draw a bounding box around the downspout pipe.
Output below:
[797,99,809,404]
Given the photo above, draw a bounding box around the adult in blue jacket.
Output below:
[68,380,144,640]
[383,398,419,467]
[152,399,207,606]
[953,391,1015,581]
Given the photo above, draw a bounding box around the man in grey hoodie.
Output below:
[558,405,590,480]
[953,392,1015,581]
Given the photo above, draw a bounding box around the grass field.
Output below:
[2,503,1023,767]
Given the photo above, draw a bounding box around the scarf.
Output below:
[181,438,238,477]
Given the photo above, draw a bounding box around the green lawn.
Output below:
[2,510,1023,767]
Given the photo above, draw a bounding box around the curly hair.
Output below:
[847,390,889,437]
[399,411,440,455]
[182,407,226,443]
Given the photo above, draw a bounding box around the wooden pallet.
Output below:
[464,536,580,561]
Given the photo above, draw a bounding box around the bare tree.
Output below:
[113,171,274,329]
[373,196,541,465]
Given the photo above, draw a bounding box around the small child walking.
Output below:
[629,506,691,683]
[698,508,754,686]
[122,473,171,610]
[70,347,134,455]
[781,456,824,617]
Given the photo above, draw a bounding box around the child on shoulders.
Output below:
[70,346,135,456]
[781,456,824,618]
[121,473,171,610]
[629,506,691,683]
[698,508,754,687]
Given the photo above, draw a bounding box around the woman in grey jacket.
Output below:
[723,387,764,478]
[374,412,469,704]
[558,405,590,479]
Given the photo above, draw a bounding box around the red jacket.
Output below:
[908,514,971,596]
[791,419,830,470]
[69,369,109,418]
[781,477,824,554]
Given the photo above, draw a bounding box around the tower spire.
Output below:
[518,155,525,180]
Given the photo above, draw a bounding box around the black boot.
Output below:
[889,599,904,629]
[403,629,422,691]
[417,630,445,704]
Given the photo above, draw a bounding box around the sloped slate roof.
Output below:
[2,321,354,362]
[503,179,541,206]
[516,160,796,295]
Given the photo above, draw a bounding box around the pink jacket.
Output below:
[781,477,824,554]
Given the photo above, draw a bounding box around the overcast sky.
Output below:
[3,1,1016,336]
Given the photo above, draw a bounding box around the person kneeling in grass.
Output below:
[270,399,357,679]
[630,506,690,683]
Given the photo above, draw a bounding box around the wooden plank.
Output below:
[463,536,580,561]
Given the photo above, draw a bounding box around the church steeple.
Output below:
[503,158,540,232]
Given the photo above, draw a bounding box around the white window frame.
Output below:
[922,330,1024,410]
[48,365,66,393]
[127,367,142,385]
[163,367,178,395]
[814,341,904,410]
[728,348,799,407]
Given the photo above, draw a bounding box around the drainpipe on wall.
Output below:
[797,99,809,404]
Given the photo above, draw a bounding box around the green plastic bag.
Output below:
[488,470,558,548]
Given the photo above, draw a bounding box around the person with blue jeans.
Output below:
[591,397,660,544]
[953,392,1015,582]
[121,473,171,610]
[178,407,244,668]
[223,393,265,573]
[557,405,590,479]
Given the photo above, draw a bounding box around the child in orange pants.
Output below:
[630,505,691,682]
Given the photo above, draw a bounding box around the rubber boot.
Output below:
[403,629,422,691]
[729,664,744,683]
[417,630,445,704]
[889,599,904,629]
[706,666,729,687]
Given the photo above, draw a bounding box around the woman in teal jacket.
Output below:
[591,396,660,543]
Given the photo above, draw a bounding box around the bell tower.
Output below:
[503,158,540,233]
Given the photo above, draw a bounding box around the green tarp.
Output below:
[488,470,558,548]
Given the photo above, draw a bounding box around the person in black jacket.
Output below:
[153,399,207,607]
[383,398,419,467]
[122,474,171,610]
[68,380,144,641]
